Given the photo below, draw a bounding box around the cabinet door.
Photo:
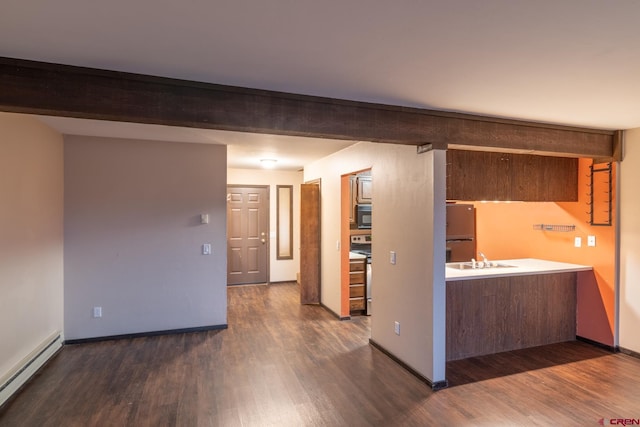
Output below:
[356,176,372,204]
[447,149,577,202]
[510,153,578,201]
[349,175,357,224]
[487,152,511,200]
[509,153,537,201]
[544,156,578,201]
[447,150,510,201]
[536,156,578,201]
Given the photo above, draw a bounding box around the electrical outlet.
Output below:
[394,321,400,335]
[93,306,102,318]
[390,251,397,265]
[588,235,596,247]
[574,237,582,248]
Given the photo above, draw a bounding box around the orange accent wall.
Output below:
[472,159,616,346]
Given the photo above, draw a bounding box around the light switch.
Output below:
[588,235,596,247]
[200,213,209,224]
[390,251,397,265]
[574,237,582,248]
[202,243,212,255]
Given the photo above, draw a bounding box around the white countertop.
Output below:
[445,258,592,281]
[349,252,367,260]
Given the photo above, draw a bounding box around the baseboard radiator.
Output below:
[0,332,63,408]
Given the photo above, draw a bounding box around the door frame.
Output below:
[226,184,270,285]
[341,168,372,318]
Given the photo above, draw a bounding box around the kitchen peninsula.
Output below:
[445,259,592,361]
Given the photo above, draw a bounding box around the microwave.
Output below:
[356,204,372,229]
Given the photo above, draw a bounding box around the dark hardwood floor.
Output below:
[1,282,639,426]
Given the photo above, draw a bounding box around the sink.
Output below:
[446,262,516,270]
[446,262,476,270]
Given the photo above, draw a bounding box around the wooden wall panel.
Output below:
[300,183,320,304]
[446,272,577,361]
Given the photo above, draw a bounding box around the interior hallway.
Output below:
[1,282,638,426]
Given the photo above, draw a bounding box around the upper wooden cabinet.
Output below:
[356,176,372,204]
[349,175,357,224]
[446,150,578,202]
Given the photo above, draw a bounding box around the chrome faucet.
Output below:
[479,252,489,267]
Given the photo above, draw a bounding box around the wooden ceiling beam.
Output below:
[0,57,616,159]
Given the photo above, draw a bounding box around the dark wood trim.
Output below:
[613,129,624,162]
[369,339,449,391]
[617,346,640,359]
[64,324,227,345]
[319,302,350,320]
[576,335,616,353]
[0,56,616,159]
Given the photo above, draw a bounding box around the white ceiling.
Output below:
[3,0,640,168]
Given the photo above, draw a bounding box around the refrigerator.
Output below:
[446,204,476,262]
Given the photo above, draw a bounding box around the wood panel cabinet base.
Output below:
[349,258,367,316]
[446,272,577,361]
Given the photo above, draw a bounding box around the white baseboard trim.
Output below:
[0,331,63,408]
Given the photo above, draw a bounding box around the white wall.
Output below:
[227,168,302,282]
[619,129,640,353]
[64,136,227,340]
[0,113,64,383]
[304,142,446,384]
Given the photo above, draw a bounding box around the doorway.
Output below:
[341,169,373,318]
[227,185,269,285]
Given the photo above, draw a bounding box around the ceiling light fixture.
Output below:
[260,158,277,169]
